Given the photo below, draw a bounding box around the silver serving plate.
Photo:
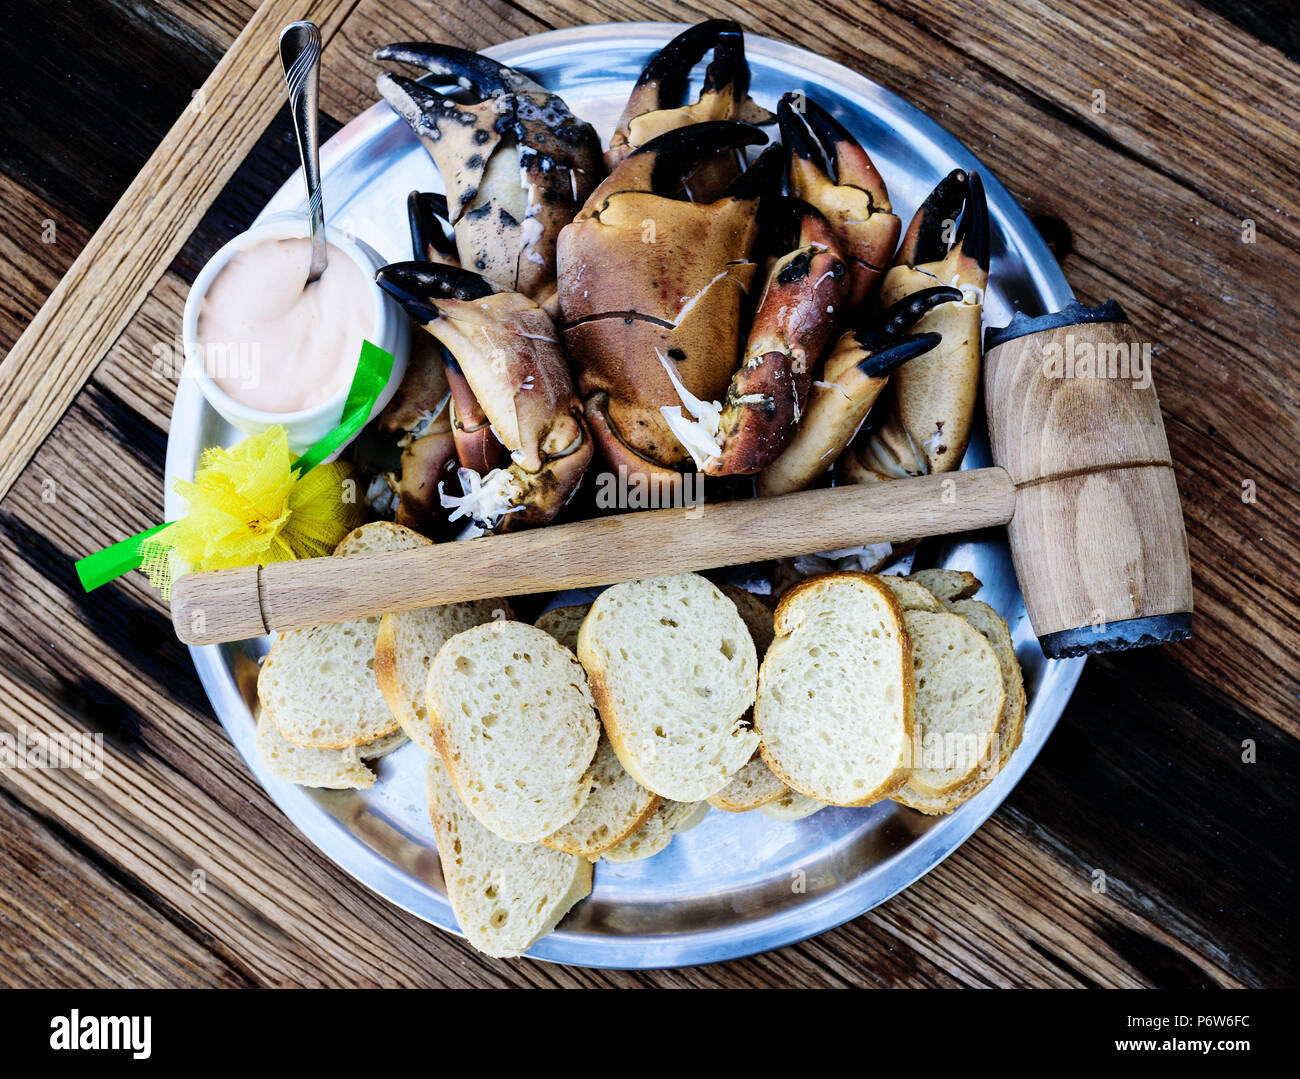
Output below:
[165,23,1084,968]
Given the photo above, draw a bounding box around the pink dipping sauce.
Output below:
[197,237,372,413]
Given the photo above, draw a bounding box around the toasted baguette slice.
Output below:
[334,521,431,556]
[541,736,660,856]
[719,585,776,653]
[257,523,430,748]
[578,574,759,802]
[759,791,827,821]
[756,572,913,806]
[376,599,511,752]
[533,604,591,652]
[894,599,1026,814]
[709,752,788,811]
[535,605,660,857]
[359,729,409,758]
[708,588,785,811]
[425,756,591,958]
[255,711,376,789]
[948,599,1026,769]
[901,608,1005,797]
[600,798,707,862]
[879,575,944,612]
[427,621,600,842]
[258,617,400,748]
[907,568,981,604]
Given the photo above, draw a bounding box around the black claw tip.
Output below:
[868,286,964,343]
[778,94,831,177]
[638,121,768,196]
[637,19,744,106]
[856,332,942,378]
[377,71,450,117]
[723,144,784,201]
[407,192,456,261]
[375,42,520,96]
[909,168,971,265]
[376,261,497,323]
[799,96,855,175]
[961,171,990,272]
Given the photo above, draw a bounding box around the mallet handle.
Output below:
[170,466,1015,645]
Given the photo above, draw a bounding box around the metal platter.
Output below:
[164,22,1084,968]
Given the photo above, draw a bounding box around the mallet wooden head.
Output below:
[982,301,1193,656]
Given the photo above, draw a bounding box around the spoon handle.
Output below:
[278,21,327,283]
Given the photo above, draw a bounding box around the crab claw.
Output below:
[779,93,900,310]
[756,286,960,496]
[376,262,593,531]
[375,43,602,314]
[866,170,990,477]
[558,122,769,484]
[695,198,850,476]
[606,20,775,198]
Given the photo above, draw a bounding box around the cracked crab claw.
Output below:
[375,43,603,315]
[698,196,850,476]
[756,286,960,496]
[854,169,990,479]
[376,262,593,531]
[606,19,774,198]
[557,120,771,489]
[779,93,900,310]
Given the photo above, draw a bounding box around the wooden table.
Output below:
[0,0,1295,988]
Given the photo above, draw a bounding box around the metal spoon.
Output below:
[279,21,327,283]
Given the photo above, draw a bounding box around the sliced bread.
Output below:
[535,604,660,857]
[759,790,827,821]
[894,598,1026,814]
[258,616,400,748]
[334,520,431,556]
[578,574,759,802]
[900,608,1005,797]
[756,572,913,806]
[879,575,944,612]
[709,752,789,811]
[600,798,707,863]
[376,598,512,752]
[533,604,591,652]
[427,621,600,842]
[708,587,787,811]
[425,755,591,958]
[907,567,981,604]
[255,710,376,789]
[258,522,431,749]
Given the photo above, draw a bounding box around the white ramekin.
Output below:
[182,211,410,453]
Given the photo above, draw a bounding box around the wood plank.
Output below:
[876,0,1300,249]
[0,0,362,502]
[0,172,91,353]
[0,788,253,988]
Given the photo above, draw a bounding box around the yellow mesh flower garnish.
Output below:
[139,425,363,597]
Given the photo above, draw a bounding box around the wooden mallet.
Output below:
[171,301,1192,657]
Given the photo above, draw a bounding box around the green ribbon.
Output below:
[75,339,394,593]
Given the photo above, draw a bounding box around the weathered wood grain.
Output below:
[0,788,254,988]
[0,172,91,353]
